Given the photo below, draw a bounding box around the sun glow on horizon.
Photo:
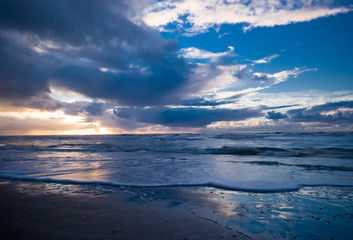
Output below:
[0,109,114,136]
[60,127,112,136]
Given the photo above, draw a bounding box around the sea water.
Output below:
[0,132,352,192]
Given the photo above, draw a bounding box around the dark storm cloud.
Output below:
[114,107,262,127]
[0,0,194,107]
[286,101,353,123]
[62,101,106,117]
[53,58,191,106]
[0,32,51,99]
[83,102,106,116]
[266,111,288,120]
[11,94,63,111]
[180,97,232,106]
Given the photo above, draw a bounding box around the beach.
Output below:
[1,0,353,238]
[1,180,353,240]
[0,180,251,240]
[1,133,353,239]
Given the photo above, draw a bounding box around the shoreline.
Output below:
[2,175,352,193]
[1,180,353,240]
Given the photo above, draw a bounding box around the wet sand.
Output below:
[1,180,353,240]
[0,180,250,240]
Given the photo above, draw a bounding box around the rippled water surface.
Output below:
[0,132,352,192]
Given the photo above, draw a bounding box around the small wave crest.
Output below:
[205,146,353,158]
[245,161,353,172]
[1,174,353,193]
[0,142,151,153]
[206,146,297,156]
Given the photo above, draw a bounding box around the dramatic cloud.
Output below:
[53,61,193,106]
[8,94,63,111]
[205,101,353,132]
[143,0,352,34]
[62,101,106,117]
[0,0,352,134]
[287,101,353,123]
[0,1,322,108]
[114,107,262,127]
[0,0,196,107]
[0,31,51,100]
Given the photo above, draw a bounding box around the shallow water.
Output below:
[0,132,352,192]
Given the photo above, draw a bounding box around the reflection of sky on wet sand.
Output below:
[11,181,118,197]
[5,179,353,240]
[192,186,353,240]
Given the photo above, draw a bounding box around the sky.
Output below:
[0,0,353,135]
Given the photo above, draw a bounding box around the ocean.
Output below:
[1,132,352,192]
